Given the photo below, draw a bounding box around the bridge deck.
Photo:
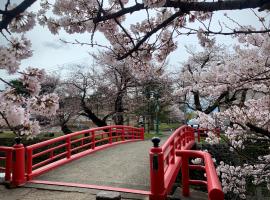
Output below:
[29,139,164,191]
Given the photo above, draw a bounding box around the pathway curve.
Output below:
[31,135,170,191]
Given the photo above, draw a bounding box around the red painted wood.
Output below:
[0,146,13,182]
[27,139,142,180]
[181,154,190,196]
[149,125,195,200]
[28,180,151,195]
[12,144,26,186]
[176,150,224,200]
[26,125,144,181]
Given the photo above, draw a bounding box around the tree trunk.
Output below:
[114,92,124,125]
[150,116,155,130]
[81,100,108,127]
[61,124,73,135]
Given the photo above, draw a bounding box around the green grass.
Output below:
[144,131,166,140]
[159,123,181,131]
[0,131,16,138]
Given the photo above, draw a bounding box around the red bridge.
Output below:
[0,125,223,200]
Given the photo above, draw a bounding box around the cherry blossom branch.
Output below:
[0,77,14,88]
[94,0,269,24]
[0,0,36,31]
[246,122,270,138]
[5,0,10,11]
[0,111,18,137]
[182,26,270,35]
[117,11,183,60]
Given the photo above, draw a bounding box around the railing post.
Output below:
[171,140,175,164]
[66,137,71,159]
[5,150,12,181]
[109,127,113,144]
[150,137,166,200]
[132,128,135,140]
[177,133,181,150]
[12,137,26,186]
[26,148,33,180]
[181,153,190,197]
[92,131,95,149]
[121,127,125,141]
[182,133,186,148]
[140,127,144,140]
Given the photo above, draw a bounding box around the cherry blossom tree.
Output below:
[92,52,140,125]
[176,33,270,198]
[1,0,269,68]
[0,1,59,140]
[0,67,59,139]
[54,90,80,134]
[38,0,270,62]
[1,0,270,197]
[131,65,174,130]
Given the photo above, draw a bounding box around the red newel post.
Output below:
[150,137,166,200]
[12,137,26,186]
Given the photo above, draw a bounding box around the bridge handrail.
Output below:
[176,150,224,200]
[26,125,144,180]
[162,126,195,188]
[150,125,195,200]
[0,146,13,181]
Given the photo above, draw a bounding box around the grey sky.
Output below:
[0,0,267,76]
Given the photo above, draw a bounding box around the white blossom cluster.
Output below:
[156,30,177,62]
[0,36,32,74]
[253,153,270,190]
[9,11,36,33]
[217,162,254,199]
[197,28,216,48]
[224,125,247,150]
[0,67,59,138]
[28,93,59,117]
[21,67,45,96]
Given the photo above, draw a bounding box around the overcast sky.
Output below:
[0,0,267,77]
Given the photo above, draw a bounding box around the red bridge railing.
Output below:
[0,124,223,200]
[176,150,224,200]
[149,125,224,200]
[0,146,13,182]
[149,125,195,200]
[26,125,144,180]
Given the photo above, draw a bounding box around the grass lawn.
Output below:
[159,123,182,131]
[0,131,16,138]
[144,131,167,140]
